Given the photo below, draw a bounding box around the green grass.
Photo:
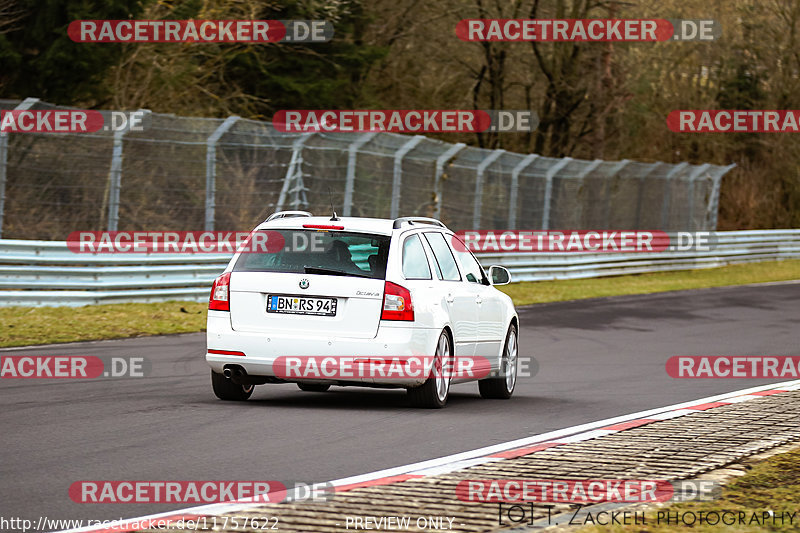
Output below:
[0,260,798,348]
[580,447,800,532]
[498,259,800,306]
[0,301,207,348]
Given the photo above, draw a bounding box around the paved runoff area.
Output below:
[68,381,800,533]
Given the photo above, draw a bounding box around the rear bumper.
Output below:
[205,311,439,387]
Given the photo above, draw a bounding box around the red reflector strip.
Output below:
[601,419,657,431]
[208,349,246,357]
[751,390,788,396]
[685,401,730,410]
[303,224,345,230]
[335,475,423,493]
[489,442,561,459]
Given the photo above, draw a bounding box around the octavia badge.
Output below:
[299,279,309,289]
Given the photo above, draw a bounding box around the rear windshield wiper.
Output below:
[303,266,373,278]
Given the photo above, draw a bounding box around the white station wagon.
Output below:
[206,212,519,408]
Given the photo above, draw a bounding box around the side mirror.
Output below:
[488,265,511,286]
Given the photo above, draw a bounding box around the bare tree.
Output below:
[0,0,24,34]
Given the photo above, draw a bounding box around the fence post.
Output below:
[685,163,711,231]
[107,109,149,232]
[541,157,571,230]
[205,116,239,231]
[276,132,315,211]
[0,97,39,238]
[391,135,425,218]
[634,162,664,227]
[707,163,736,230]
[473,149,505,229]
[508,154,538,229]
[433,143,467,220]
[343,132,378,216]
[572,159,603,228]
[659,162,688,230]
[601,159,630,228]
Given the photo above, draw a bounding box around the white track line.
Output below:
[57,379,800,532]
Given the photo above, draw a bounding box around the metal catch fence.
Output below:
[0,98,735,241]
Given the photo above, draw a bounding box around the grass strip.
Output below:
[498,259,800,306]
[0,301,207,348]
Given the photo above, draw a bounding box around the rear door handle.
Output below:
[475,296,482,304]
[446,294,454,304]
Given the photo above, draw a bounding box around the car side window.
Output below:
[420,235,443,280]
[423,232,461,281]
[402,234,432,279]
[451,235,487,284]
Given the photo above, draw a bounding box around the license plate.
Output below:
[267,295,338,317]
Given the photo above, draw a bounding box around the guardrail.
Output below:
[0,230,798,306]
[0,240,232,306]
[481,230,800,282]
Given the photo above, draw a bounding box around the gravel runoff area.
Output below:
[79,383,800,533]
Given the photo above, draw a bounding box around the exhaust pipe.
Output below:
[222,365,269,386]
[224,365,246,383]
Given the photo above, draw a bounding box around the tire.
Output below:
[297,383,331,392]
[211,370,254,401]
[479,324,518,399]
[408,331,452,408]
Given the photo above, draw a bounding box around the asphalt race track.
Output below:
[1,282,798,526]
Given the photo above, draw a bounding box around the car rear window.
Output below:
[233,229,391,280]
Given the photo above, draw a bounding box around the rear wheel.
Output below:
[408,331,452,408]
[211,370,254,401]
[479,324,518,399]
[297,383,331,392]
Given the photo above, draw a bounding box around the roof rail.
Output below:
[392,217,447,229]
[265,211,313,222]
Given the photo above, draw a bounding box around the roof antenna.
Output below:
[328,187,340,221]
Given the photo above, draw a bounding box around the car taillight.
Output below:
[209,272,231,311]
[381,281,414,321]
